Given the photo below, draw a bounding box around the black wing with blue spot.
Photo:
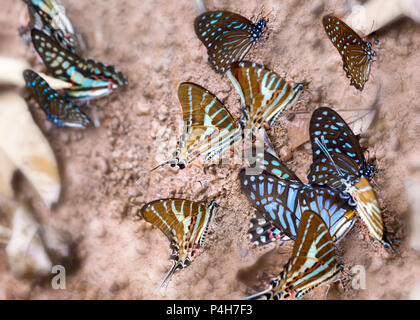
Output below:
[245,150,298,246]
[323,15,374,91]
[239,169,355,241]
[23,69,91,129]
[248,212,290,246]
[308,107,370,186]
[194,10,266,73]
[25,0,79,53]
[246,149,301,181]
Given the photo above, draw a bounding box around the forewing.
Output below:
[23,69,91,128]
[230,61,301,129]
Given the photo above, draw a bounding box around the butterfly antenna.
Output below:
[158,261,181,291]
[245,287,271,300]
[314,136,346,177]
[150,159,175,172]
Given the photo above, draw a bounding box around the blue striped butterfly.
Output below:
[194,11,267,73]
[247,210,342,299]
[23,69,91,128]
[140,199,217,289]
[230,61,303,132]
[308,107,391,247]
[245,150,299,246]
[31,29,127,100]
[22,0,80,53]
[323,15,374,91]
[152,82,240,170]
[239,164,356,242]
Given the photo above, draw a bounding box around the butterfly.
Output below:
[230,61,303,131]
[245,149,299,246]
[31,29,127,100]
[247,210,342,299]
[308,107,390,247]
[21,0,80,53]
[140,199,217,289]
[323,15,374,91]
[23,69,91,128]
[152,82,240,170]
[239,164,356,242]
[194,11,267,73]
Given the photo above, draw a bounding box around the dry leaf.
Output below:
[37,71,73,90]
[0,93,61,208]
[0,57,30,87]
[287,115,310,150]
[0,148,16,198]
[5,205,52,278]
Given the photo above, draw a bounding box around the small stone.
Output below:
[279,145,293,162]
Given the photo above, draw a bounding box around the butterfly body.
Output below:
[308,107,390,246]
[140,199,217,288]
[31,29,127,100]
[23,69,91,128]
[322,15,374,91]
[194,11,267,73]
[230,61,303,132]
[247,211,342,300]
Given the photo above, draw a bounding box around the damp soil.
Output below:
[0,0,420,299]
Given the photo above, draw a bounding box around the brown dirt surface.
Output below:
[1,0,420,300]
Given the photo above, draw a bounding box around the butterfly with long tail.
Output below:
[246,210,342,300]
[239,161,356,242]
[308,107,391,247]
[21,0,80,53]
[152,82,241,170]
[31,29,127,100]
[230,61,303,132]
[245,149,300,246]
[323,15,375,91]
[23,69,91,128]
[140,199,217,289]
[194,11,267,73]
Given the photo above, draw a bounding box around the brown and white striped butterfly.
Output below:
[229,61,303,132]
[308,107,390,247]
[194,11,267,73]
[322,15,374,91]
[247,210,342,300]
[140,199,217,289]
[152,82,241,170]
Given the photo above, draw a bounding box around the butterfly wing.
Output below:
[239,169,355,241]
[323,15,373,91]
[23,69,91,128]
[239,169,302,239]
[31,29,127,99]
[245,148,301,180]
[140,199,217,287]
[248,212,290,246]
[348,177,390,246]
[26,0,79,53]
[309,107,367,175]
[194,11,258,73]
[308,153,362,189]
[230,61,303,130]
[247,210,341,299]
[170,82,239,168]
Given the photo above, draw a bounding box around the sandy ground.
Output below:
[0,0,420,299]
